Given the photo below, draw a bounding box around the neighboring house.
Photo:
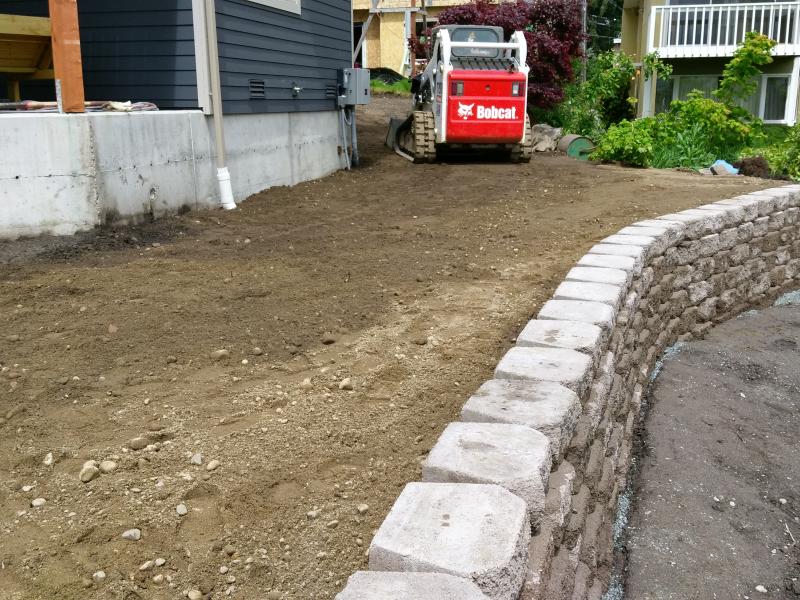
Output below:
[621,0,800,124]
[0,0,352,239]
[352,0,466,74]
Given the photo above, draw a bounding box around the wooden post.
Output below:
[48,0,85,112]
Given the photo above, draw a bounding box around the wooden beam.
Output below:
[7,79,20,101]
[48,0,84,112]
[0,14,51,37]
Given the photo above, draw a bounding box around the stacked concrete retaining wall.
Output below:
[0,110,343,240]
[336,185,800,600]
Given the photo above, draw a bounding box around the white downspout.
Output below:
[204,0,237,210]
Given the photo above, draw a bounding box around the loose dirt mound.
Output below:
[0,95,771,599]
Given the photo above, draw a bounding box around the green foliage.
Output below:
[714,32,776,107]
[591,118,655,167]
[666,91,759,160]
[642,51,672,82]
[759,124,800,180]
[370,78,412,95]
[556,51,672,139]
[651,122,716,169]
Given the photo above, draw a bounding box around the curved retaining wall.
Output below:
[335,184,800,600]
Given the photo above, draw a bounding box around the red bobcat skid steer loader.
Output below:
[388,25,532,163]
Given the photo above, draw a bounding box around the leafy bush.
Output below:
[370,78,412,95]
[714,32,776,108]
[651,122,716,169]
[592,119,655,167]
[760,124,800,180]
[427,0,584,109]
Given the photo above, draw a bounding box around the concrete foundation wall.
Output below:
[0,110,343,240]
[337,185,800,600]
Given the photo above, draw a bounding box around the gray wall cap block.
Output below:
[565,266,630,287]
[538,299,616,332]
[423,422,552,526]
[461,379,581,461]
[495,346,593,397]
[553,280,624,310]
[588,243,645,265]
[336,572,490,600]
[576,253,639,275]
[632,218,685,232]
[517,319,605,364]
[368,482,530,600]
[694,203,747,226]
[602,233,655,247]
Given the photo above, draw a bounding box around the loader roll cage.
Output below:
[420,26,529,144]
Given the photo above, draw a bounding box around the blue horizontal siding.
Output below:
[0,0,198,109]
[217,0,351,114]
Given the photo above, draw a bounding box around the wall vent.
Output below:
[249,79,266,100]
[325,84,338,98]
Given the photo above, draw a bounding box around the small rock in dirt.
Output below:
[755,585,768,593]
[176,503,189,516]
[206,459,221,472]
[321,332,337,345]
[356,503,369,515]
[166,355,178,364]
[108,324,118,334]
[306,509,320,519]
[211,349,230,360]
[300,377,313,389]
[155,558,166,567]
[79,465,100,483]
[31,498,46,508]
[22,485,34,492]
[190,453,203,465]
[139,560,154,571]
[122,528,141,541]
[252,347,263,356]
[129,437,148,451]
[99,460,118,474]
[43,452,54,467]
[223,544,236,556]
[226,575,236,584]
[6,334,20,342]
[188,591,203,600]
[326,520,339,528]
[92,571,106,583]
[338,378,353,391]
[152,573,164,584]
[220,565,229,574]
[412,336,428,346]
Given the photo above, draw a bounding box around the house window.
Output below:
[762,75,789,121]
[656,73,791,123]
[247,0,301,15]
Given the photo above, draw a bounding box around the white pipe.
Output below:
[204,0,237,210]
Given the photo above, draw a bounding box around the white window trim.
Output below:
[668,73,792,123]
[248,0,301,15]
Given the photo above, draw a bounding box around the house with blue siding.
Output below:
[0,0,355,239]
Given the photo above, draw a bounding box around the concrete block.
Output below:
[369,482,529,600]
[461,379,581,461]
[495,347,594,398]
[517,319,605,365]
[588,244,645,270]
[565,266,630,287]
[553,281,624,310]
[336,572,490,599]
[538,299,616,332]
[423,423,552,526]
[520,521,556,600]
[576,253,639,276]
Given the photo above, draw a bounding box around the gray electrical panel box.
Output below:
[339,68,371,106]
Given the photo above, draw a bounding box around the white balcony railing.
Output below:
[648,2,800,58]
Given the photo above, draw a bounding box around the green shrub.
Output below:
[761,124,800,180]
[651,122,716,169]
[370,78,412,95]
[591,119,655,167]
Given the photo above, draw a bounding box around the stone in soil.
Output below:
[98,460,118,474]
[122,528,141,541]
[176,503,189,516]
[129,437,148,451]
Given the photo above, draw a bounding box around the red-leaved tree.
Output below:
[409,0,583,109]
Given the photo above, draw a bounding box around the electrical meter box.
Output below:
[339,68,371,106]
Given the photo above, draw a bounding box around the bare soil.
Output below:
[0,95,773,600]
[625,304,800,599]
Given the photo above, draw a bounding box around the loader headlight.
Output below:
[512,81,524,96]
[450,80,464,96]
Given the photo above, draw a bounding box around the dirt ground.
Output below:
[0,95,774,600]
[625,303,800,599]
